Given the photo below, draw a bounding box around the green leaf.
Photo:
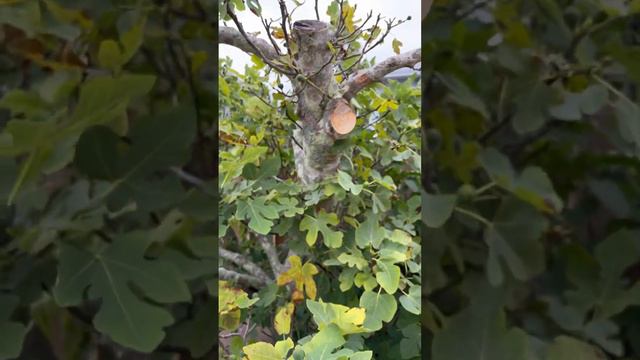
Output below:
[359,290,397,331]
[120,19,145,64]
[512,81,554,134]
[337,252,369,271]
[566,229,640,319]
[167,299,217,358]
[0,89,50,118]
[436,73,489,118]
[219,76,231,96]
[375,260,401,294]
[247,0,262,16]
[0,295,27,360]
[337,170,363,195]
[236,196,280,235]
[485,197,548,285]
[53,233,190,352]
[70,74,156,130]
[98,40,123,72]
[300,210,343,248]
[74,125,122,179]
[350,351,373,360]
[399,286,421,315]
[549,85,608,120]
[423,191,457,228]
[547,336,605,360]
[432,283,529,360]
[614,98,640,154]
[479,148,563,213]
[118,105,196,175]
[301,324,346,360]
[306,299,367,335]
[74,105,196,210]
[354,272,378,292]
[355,211,385,248]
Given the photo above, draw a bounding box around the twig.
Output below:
[170,167,215,197]
[224,3,296,76]
[220,248,273,282]
[219,267,265,288]
[257,235,284,277]
[593,74,636,106]
[278,0,295,61]
[261,18,283,56]
[454,207,492,227]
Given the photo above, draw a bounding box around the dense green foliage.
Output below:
[424,0,640,359]
[218,2,421,359]
[0,0,217,358]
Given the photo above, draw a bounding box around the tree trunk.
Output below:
[291,20,352,185]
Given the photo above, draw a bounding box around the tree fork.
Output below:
[220,19,421,185]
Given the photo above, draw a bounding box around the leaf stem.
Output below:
[593,74,635,106]
[454,207,492,227]
[475,181,496,196]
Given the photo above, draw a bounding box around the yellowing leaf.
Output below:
[243,342,280,360]
[342,4,356,33]
[272,27,285,39]
[274,302,294,335]
[243,338,294,360]
[306,299,368,335]
[277,255,319,300]
[379,99,399,112]
[219,281,259,331]
[392,38,403,54]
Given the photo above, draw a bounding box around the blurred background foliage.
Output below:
[0,0,217,358]
[423,0,640,359]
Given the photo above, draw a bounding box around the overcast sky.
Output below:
[219,0,420,71]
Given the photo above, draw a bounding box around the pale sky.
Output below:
[219,0,421,71]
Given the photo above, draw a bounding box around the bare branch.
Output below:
[219,267,265,288]
[221,3,296,75]
[314,0,320,20]
[261,18,283,56]
[220,248,273,283]
[278,0,294,60]
[257,235,284,276]
[342,48,421,100]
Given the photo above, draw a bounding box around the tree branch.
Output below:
[342,48,421,100]
[222,3,296,76]
[220,248,273,283]
[257,235,284,277]
[219,26,279,61]
[219,267,265,288]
